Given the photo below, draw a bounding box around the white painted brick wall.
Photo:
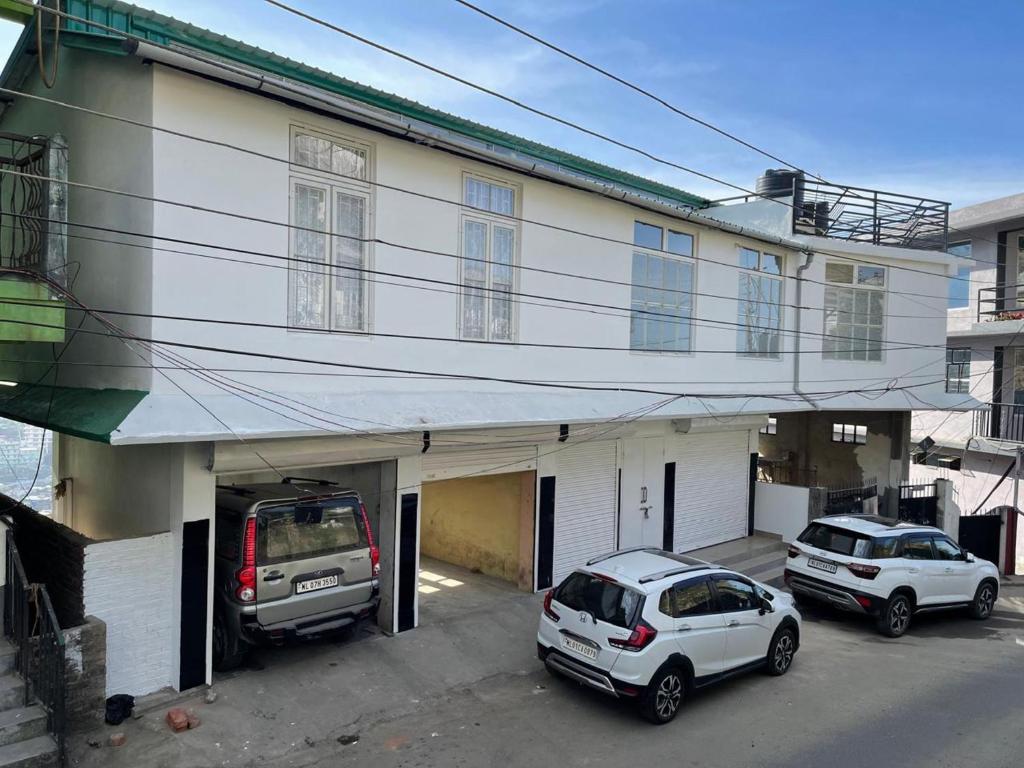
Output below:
[83,533,175,697]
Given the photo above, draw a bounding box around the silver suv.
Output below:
[213,480,380,670]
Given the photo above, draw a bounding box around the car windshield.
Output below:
[554,572,642,629]
[798,523,873,558]
[257,497,367,565]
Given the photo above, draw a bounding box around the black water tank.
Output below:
[756,169,804,208]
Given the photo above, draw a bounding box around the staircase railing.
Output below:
[3,528,66,766]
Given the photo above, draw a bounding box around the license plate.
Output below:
[560,635,598,660]
[296,575,339,594]
[807,557,838,574]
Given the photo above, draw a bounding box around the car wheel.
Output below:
[212,612,247,672]
[877,592,912,638]
[766,627,797,676]
[640,666,685,725]
[969,581,997,620]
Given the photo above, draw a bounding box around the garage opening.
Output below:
[418,470,535,623]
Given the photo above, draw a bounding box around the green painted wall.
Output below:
[0,279,65,343]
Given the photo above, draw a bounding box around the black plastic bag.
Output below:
[105,694,135,725]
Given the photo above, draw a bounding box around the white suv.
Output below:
[536,547,801,724]
[784,515,1000,637]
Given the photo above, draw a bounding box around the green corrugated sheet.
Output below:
[59,0,708,209]
[0,382,145,442]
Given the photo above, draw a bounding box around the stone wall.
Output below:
[62,617,107,732]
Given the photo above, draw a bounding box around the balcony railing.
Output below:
[977,285,1024,322]
[973,402,1024,443]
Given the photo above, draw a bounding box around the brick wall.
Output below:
[83,534,175,697]
[0,497,93,628]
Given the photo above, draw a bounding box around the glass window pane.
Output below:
[826,262,855,284]
[290,184,328,329]
[490,184,514,215]
[857,266,886,286]
[333,192,366,331]
[634,221,663,249]
[463,221,487,281]
[666,230,693,257]
[739,247,760,270]
[465,178,487,209]
[762,253,783,275]
[331,144,367,180]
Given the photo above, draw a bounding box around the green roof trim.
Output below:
[60,0,708,209]
[0,382,146,443]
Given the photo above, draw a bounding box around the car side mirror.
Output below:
[759,597,775,615]
[965,552,975,563]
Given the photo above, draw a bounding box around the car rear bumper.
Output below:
[784,569,883,614]
[240,592,379,644]
[537,643,641,699]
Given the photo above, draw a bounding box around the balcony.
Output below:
[973,402,1024,443]
[977,285,1024,323]
[0,132,67,343]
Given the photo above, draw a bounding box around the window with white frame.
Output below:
[823,262,885,362]
[945,348,971,393]
[460,176,518,341]
[288,129,372,332]
[630,222,695,352]
[832,423,867,444]
[736,246,783,358]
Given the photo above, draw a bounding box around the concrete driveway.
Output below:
[70,569,1024,768]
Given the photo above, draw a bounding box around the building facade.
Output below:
[0,1,964,698]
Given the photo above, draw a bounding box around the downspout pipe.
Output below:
[794,251,818,409]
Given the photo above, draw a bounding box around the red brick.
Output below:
[166,708,188,733]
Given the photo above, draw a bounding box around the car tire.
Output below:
[212,612,247,672]
[639,666,686,725]
[969,581,997,620]
[765,626,797,676]
[876,592,912,638]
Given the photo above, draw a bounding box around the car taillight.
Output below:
[787,545,801,558]
[609,619,657,652]
[360,503,380,578]
[543,590,560,622]
[846,562,881,580]
[855,595,874,610]
[235,517,257,602]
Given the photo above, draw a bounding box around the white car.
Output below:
[784,515,1000,638]
[536,547,802,724]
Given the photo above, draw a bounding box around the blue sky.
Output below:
[0,0,1019,207]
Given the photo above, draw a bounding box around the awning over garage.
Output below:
[0,382,146,442]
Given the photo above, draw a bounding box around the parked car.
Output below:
[536,547,801,724]
[784,515,999,637]
[212,480,380,670]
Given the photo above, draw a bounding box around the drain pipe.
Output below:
[793,251,819,409]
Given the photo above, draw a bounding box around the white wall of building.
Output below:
[754,482,810,542]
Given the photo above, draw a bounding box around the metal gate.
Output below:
[958,512,1002,565]
[825,481,877,516]
[898,483,938,526]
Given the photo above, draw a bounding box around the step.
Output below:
[0,677,24,712]
[0,735,56,768]
[0,707,46,748]
[745,555,789,582]
[712,541,788,568]
[726,550,789,576]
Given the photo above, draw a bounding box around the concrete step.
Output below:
[712,541,787,568]
[0,735,56,768]
[0,707,47,748]
[745,555,789,582]
[0,677,24,712]
[725,549,788,576]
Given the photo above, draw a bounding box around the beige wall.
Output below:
[421,471,533,587]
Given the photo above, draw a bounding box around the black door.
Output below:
[179,520,209,691]
[397,493,419,632]
[959,514,1002,565]
[536,476,555,590]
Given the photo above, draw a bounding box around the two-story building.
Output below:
[911,192,1024,577]
[0,1,965,699]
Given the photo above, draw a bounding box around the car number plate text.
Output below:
[561,635,598,660]
[807,557,838,574]
[296,575,339,594]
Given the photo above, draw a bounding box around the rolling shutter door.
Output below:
[671,431,750,552]
[421,446,537,482]
[552,441,618,585]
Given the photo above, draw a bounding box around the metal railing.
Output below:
[3,529,66,766]
[756,458,817,487]
[977,284,1024,322]
[973,402,1024,443]
[793,179,948,251]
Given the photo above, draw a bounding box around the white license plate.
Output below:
[296,575,339,594]
[560,635,598,660]
[807,557,838,574]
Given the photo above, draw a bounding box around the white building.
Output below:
[911,193,1024,577]
[0,1,964,698]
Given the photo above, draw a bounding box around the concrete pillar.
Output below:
[935,478,959,539]
[378,454,420,634]
[808,487,828,523]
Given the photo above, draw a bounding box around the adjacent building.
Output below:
[0,1,964,698]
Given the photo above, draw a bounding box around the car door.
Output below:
[661,576,726,680]
[899,534,943,604]
[712,574,773,670]
[931,536,976,602]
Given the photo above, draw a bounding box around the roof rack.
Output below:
[585,546,661,566]
[282,477,338,487]
[215,484,255,496]
[639,564,713,585]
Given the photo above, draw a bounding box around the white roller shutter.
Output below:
[670,431,750,552]
[421,446,537,482]
[552,441,618,585]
